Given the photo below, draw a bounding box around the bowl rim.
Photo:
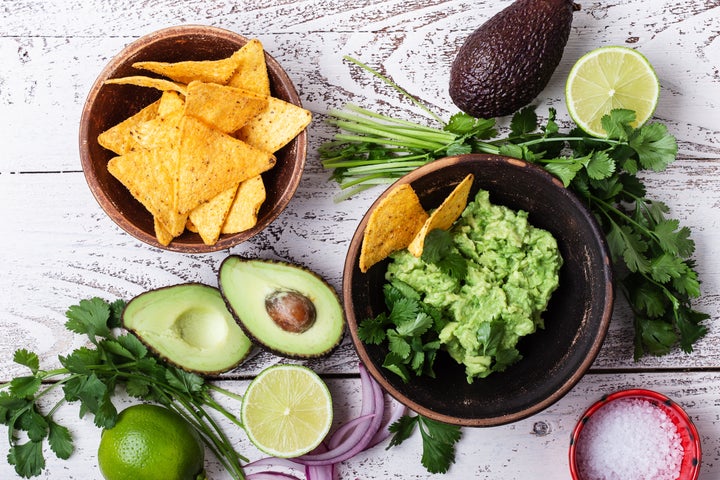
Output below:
[78,24,307,253]
[343,153,614,426]
[568,388,702,480]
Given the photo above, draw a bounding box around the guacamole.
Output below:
[386,189,562,382]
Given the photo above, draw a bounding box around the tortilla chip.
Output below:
[407,174,474,257]
[98,99,160,155]
[132,49,245,85]
[221,175,266,234]
[108,148,182,234]
[176,116,276,215]
[108,93,188,237]
[154,217,175,246]
[226,39,271,96]
[126,91,185,151]
[104,76,187,95]
[185,218,198,233]
[235,97,311,153]
[156,90,186,116]
[189,184,239,245]
[184,81,268,133]
[359,184,429,273]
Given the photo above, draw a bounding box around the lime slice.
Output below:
[241,364,333,458]
[565,46,659,137]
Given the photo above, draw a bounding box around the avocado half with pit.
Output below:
[122,283,253,374]
[219,256,346,358]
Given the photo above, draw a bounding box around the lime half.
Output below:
[565,46,660,137]
[241,364,333,458]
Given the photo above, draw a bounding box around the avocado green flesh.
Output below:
[386,190,562,382]
[123,283,253,374]
[219,257,345,358]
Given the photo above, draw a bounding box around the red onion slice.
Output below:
[246,473,303,480]
[294,364,385,466]
[367,394,407,448]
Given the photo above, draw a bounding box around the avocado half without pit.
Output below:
[122,283,253,374]
[219,256,346,359]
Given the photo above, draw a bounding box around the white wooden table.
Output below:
[2,1,719,478]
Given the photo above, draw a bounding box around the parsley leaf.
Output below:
[388,414,462,474]
[9,376,41,399]
[64,297,111,345]
[8,441,45,478]
[48,421,73,460]
[13,350,40,375]
[509,106,537,136]
[629,122,678,171]
[357,312,390,344]
[601,108,636,140]
[422,229,467,281]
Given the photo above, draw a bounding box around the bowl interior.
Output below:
[343,154,614,426]
[569,389,701,480]
[79,25,307,253]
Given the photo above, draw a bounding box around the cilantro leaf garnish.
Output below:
[358,282,445,383]
[422,229,467,281]
[388,414,461,474]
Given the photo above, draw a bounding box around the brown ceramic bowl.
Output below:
[79,25,307,253]
[344,154,614,427]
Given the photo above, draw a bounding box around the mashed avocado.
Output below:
[386,190,562,383]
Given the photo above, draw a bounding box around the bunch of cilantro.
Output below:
[322,61,707,360]
[0,298,248,479]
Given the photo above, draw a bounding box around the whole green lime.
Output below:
[97,404,206,480]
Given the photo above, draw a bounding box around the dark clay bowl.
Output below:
[344,154,614,427]
[79,25,307,253]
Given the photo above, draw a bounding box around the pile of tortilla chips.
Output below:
[98,39,312,246]
[359,174,474,272]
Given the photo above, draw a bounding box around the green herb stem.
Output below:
[333,133,446,152]
[340,57,445,124]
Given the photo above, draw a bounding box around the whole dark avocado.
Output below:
[449,0,579,118]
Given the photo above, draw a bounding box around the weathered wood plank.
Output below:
[1,1,718,173]
[0,372,718,479]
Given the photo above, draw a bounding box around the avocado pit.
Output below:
[265,290,317,333]
[219,256,346,359]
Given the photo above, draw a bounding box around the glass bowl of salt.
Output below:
[569,388,701,480]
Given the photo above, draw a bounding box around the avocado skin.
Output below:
[449,0,577,118]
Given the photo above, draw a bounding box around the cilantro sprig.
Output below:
[387,414,462,474]
[358,281,445,382]
[323,58,707,359]
[0,297,248,479]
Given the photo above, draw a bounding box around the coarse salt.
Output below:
[575,398,684,480]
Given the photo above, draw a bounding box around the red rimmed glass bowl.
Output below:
[569,388,701,480]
